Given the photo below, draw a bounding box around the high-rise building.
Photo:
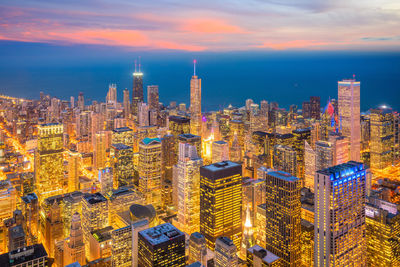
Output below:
[111,143,134,188]
[35,123,65,201]
[123,88,130,118]
[161,134,176,183]
[82,193,109,258]
[265,170,301,266]
[132,62,143,117]
[370,107,394,169]
[304,141,316,191]
[255,203,266,249]
[230,132,241,162]
[214,236,238,267]
[315,161,366,266]
[174,143,203,234]
[188,232,207,266]
[132,219,149,267]
[169,116,191,137]
[111,225,132,267]
[242,178,266,226]
[310,96,321,120]
[63,212,85,266]
[338,79,361,161]
[0,244,49,267]
[108,187,143,227]
[212,140,229,163]
[112,127,134,147]
[328,132,349,165]
[78,92,84,110]
[106,84,117,108]
[292,128,311,179]
[273,144,297,177]
[366,196,400,266]
[93,131,107,170]
[315,140,333,172]
[200,161,242,250]
[246,245,282,267]
[147,85,159,114]
[67,150,81,193]
[21,193,39,246]
[139,138,162,207]
[138,223,185,267]
[177,133,202,156]
[190,60,202,136]
[98,167,113,195]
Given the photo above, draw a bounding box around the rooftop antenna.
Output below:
[193,59,197,76]
[353,74,356,79]
[134,60,137,72]
[139,56,141,72]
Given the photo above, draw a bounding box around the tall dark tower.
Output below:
[132,59,143,117]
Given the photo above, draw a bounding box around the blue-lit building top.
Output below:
[317,161,365,184]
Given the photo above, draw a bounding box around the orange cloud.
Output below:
[181,18,246,34]
[257,40,330,50]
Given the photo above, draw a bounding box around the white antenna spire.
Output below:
[193,59,197,76]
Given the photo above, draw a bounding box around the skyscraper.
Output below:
[174,143,203,234]
[338,78,361,161]
[138,223,185,267]
[93,131,107,170]
[200,161,242,250]
[304,141,316,191]
[35,123,64,201]
[139,138,162,207]
[132,61,143,117]
[67,150,81,193]
[370,107,394,169]
[190,60,202,136]
[265,170,301,267]
[315,140,333,172]
[214,237,238,267]
[212,140,229,163]
[106,83,117,108]
[63,212,85,266]
[147,85,159,115]
[188,232,207,266]
[111,143,134,188]
[123,88,130,118]
[273,144,297,177]
[315,161,366,266]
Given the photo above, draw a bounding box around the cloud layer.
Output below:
[1,0,400,51]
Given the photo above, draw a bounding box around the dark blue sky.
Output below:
[1,41,400,112]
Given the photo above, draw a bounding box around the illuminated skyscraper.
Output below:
[169,116,191,137]
[82,193,109,259]
[315,161,366,266]
[328,132,349,165]
[108,187,143,227]
[138,223,185,267]
[214,237,238,267]
[93,131,107,170]
[0,181,17,253]
[106,83,117,108]
[200,161,242,250]
[67,150,81,193]
[21,193,39,246]
[132,61,143,117]
[370,107,394,169]
[230,132,241,162]
[147,85,159,115]
[366,196,400,266]
[265,170,301,267]
[35,123,64,201]
[63,212,85,266]
[132,219,149,267]
[111,143,134,188]
[315,140,333,172]
[0,244,49,267]
[190,60,202,136]
[255,203,266,248]
[174,143,203,234]
[112,127,134,147]
[273,144,297,177]
[139,138,162,207]
[161,134,176,183]
[338,79,361,161]
[304,141,316,191]
[177,133,202,156]
[188,232,207,266]
[78,92,84,110]
[212,140,229,163]
[99,167,113,195]
[111,225,132,267]
[292,128,311,179]
[123,88,130,118]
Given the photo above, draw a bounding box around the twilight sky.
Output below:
[1,0,400,51]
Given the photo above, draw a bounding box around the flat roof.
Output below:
[83,192,107,205]
[0,244,48,266]
[112,127,133,133]
[139,223,183,246]
[248,245,280,264]
[111,143,132,150]
[317,161,364,180]
[267,170,298,182]
[200,161,242,180]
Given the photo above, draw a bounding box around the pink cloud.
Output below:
[181,18,246,34]
[257,40,330,50]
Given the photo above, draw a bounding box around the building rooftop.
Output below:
[200,161,242,180]
[293,127,311,134]
[0,244,48,266]
[217,236,234,247]
[21,193,38,204]
[112,127,133,133]
[91,226,113,243]
[141,137,161,146]
[83,192,107,205]
[139,223,183,246]
[111,143,132,150]
[169,115,190,123]
[317,161,364,181]
[213,140,227,145]
[178,133,200,140]
[248,245,280,264]
[267,170,298,182]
